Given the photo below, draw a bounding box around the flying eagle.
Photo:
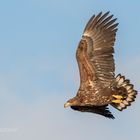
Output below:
[64,12,137,119]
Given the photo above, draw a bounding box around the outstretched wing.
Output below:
[76,12,118,88]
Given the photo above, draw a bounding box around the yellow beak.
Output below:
[64,102,71,108]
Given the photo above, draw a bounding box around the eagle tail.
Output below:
[111,74,137,111]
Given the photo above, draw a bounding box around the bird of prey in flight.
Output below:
[64,12,137,119]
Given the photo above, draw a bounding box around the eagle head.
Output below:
[64,96,81,108]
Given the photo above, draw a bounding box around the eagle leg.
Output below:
[112,95,124,103]
[112,95,123,99]
[112,99,122,103]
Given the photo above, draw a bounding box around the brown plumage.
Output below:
[64,12,137,119]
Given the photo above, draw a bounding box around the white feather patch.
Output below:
[83,32,91,37]
[126,97,133,102]
[128,94,134,98]
[123,100,129,105]
[126,85,132,90]
[129,92,136,96]
[127,89,133,93]
[118,77,124,85]
[116,75,121,82]
[117,106,123,110]
[120,103,125,108]
[122,82,127,87]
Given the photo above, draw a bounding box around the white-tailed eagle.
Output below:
[64,12,137,119]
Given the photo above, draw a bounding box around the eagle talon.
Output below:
[112,95,123,99]
[112,95,123,103]
[112,99,122,104]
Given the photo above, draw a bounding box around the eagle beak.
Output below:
[64,102,71,108]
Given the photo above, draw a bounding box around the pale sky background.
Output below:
[0,0,140,140]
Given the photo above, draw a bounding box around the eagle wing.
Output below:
[76,12,118,89]
[71,105,115,119]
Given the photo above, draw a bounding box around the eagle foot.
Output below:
[112,99,122,103]
[112,95,123,99]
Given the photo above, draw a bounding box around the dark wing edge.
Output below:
[82,11,119,87]
[71,105,115,119]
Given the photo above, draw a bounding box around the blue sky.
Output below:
[0,0,140,140]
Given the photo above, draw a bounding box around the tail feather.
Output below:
[111,74,137,111]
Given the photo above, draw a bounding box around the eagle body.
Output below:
[64,12,137,119]
[76,88,113,106]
